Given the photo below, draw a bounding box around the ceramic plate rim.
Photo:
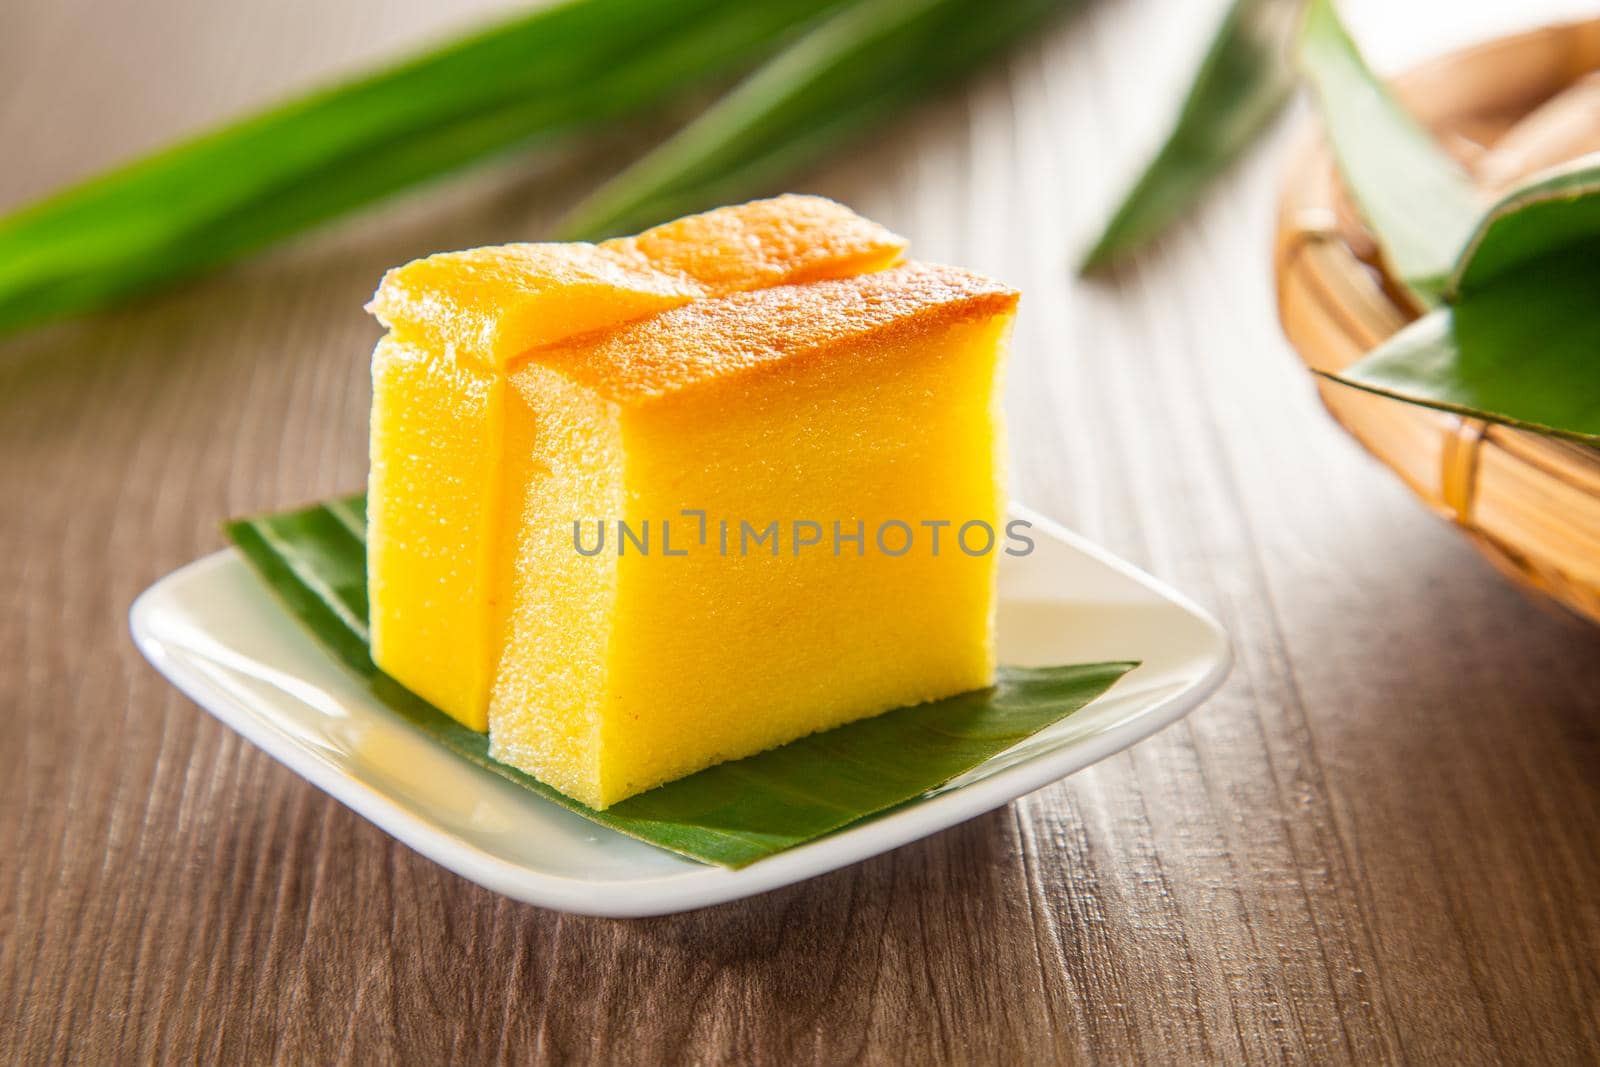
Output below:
[130,505,1230,917]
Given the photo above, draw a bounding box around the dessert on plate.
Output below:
[367,195,1019,808]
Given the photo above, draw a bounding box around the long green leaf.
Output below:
[226,496,1135,868]
[1330,159,1600,442]
[1297,0,1480,304]
[1326,292,1600,444]
[1079,0,1302,273]
[558,0,1082,240]
[0,0,841,337]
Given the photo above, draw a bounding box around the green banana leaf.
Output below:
[227,496,1136,868]
[558,0,1084,240]
[1297,0,1481,304]
[1078,0,1303,273]
[1329,159,1600,442]
[0,0,843,337]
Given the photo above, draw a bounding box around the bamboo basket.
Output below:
[1275,17,1600,625]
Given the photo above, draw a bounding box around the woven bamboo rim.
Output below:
[1275,18,1600,625]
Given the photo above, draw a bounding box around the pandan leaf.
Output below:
[1297,0,1481,304]
[1078,0,1303,273]
[557,0,1084,240]
[1329,158,1600,442]
[1448,153,1600,295]
[0,0,844,338]
[226,496,1136,868]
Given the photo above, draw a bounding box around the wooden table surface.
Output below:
[5,1,1600,1062]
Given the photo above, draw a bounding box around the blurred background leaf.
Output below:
[0,0,1091,340]
[1079,0,1304,274]
[0,0,842,337]
[558,0,1084,240]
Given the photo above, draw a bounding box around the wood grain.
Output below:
[3,1,1599,1063]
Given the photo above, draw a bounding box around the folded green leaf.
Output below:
[1079,0,1302,273]
[1326,292,1600,444]
[1297,0,1480,304]
[558,0,1083,240]
[1330,160,1600,441]
[226,496,1136,868]
[0,0,843,337]
[1448,152,1600,296]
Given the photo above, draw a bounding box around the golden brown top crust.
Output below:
[369,195,907,369]
[512,263,1019,405]
[604,194,908,297]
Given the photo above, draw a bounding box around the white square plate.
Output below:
[130,505,1229,917]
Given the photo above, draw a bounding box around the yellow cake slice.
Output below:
[367,196,905,727]
[367,196,1018,808]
